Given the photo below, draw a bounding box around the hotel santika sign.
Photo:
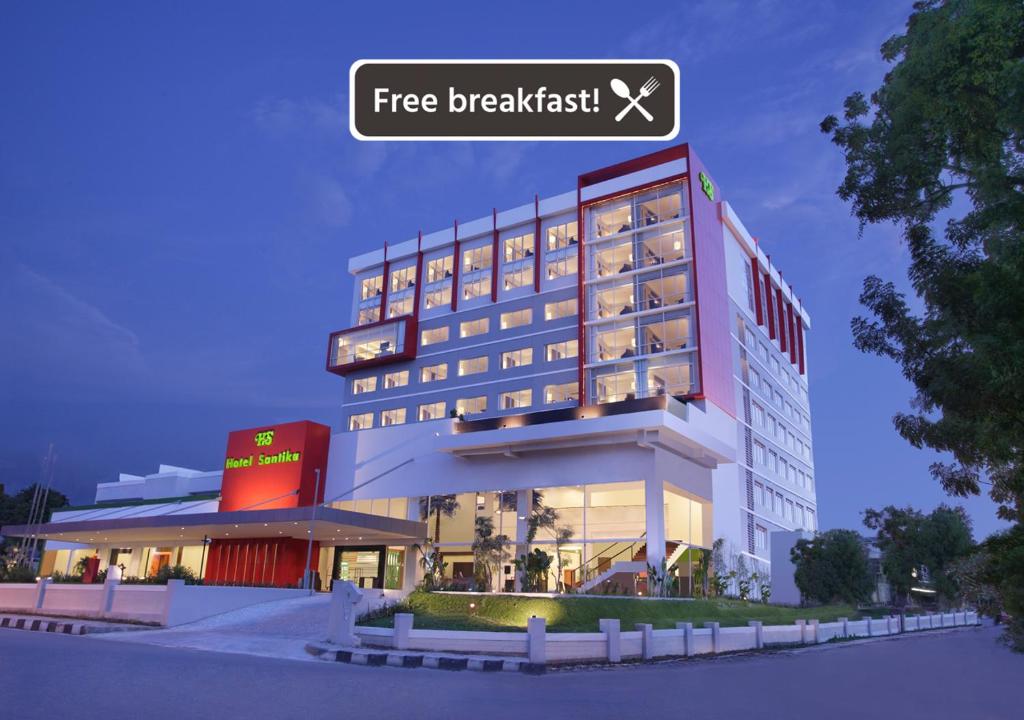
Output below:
[224,429,302,469]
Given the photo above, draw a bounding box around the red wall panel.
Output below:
[763,270,776,340]
[205,538,319,588]
[751,256,764,326]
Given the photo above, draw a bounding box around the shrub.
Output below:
[791,529,873,605]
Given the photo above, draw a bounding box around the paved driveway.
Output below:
[1,623,1019,720]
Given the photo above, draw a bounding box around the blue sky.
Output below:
[0,1,1009,539]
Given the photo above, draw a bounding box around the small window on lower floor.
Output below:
[755,525,767,550]
[544,382,578,404]
[418,401,446,421]
[349,412,374,431]
[381,408,406,426]
[500,388,532,410]
[456,396,487,416]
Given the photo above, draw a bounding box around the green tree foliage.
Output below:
[0,484,70,550]
[471,516,510,591]
[822,0,1024,523]
[951,526,1024,650]
[419,495,460,562]
[791,529,873,605]
[864,504,974,606]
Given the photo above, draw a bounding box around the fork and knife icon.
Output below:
[610,76,660,122]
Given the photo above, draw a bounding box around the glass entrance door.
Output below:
[332,546,386,590]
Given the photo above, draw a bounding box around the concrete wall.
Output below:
[351,611,980,664]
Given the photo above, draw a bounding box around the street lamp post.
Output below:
[303,468,322,595]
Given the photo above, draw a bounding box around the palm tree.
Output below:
[419,495,460,565]
[472,516,510,591]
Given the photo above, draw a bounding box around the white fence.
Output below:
[0,579,306,626]
[353,611,980,664]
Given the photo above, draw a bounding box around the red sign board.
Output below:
[218,420,331,512]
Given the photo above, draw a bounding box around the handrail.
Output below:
[571,533,646,586]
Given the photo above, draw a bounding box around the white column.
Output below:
[514,489,531,592]
[405,498,424,590]
[644,476,666,568]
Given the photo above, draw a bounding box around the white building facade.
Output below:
[323,144,817,594]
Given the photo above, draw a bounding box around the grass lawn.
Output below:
[360,591,881,633]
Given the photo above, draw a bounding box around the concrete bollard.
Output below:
[839,617,849,637]
[704,622,720,653]
[599,619,621,663]
[393,613,414,650]
[101,576,120,616]
[866,617,873,637]
[161,579,185,626]
[748,620,763,649]
[34,578,51,610]
[795,619,807,643]
[808,619,820,643]
[635,623,654,660]
[527,616,546,665]
[676,622,695,657]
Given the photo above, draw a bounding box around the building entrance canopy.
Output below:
[2,506,427,548]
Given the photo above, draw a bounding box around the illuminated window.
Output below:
[418,401,446,421]
[500,388,532,410]
[357,306,380,325]
[351,376,377,395]
[501,347,533,369]
[500,308,532,330]
[420,326,449,347]
[545,339,578,362]
[645,359,693,397]
[463,245,492,273]
[460,317,489,338]
[503,233,533,262]
[458,356,488,376]
[544,299,577,320]
[388,294,413,318]
[592,366,635,403]
[420,363,448,383]
[546,221,578,251]
[544,382,578,404]
[546,249,577,279]
[502,233,534,291]
[384,370,408,389]
[424,285,452,310]
[503,261,533,290]
[456,396,487,416]
[460,245,492,301]
[389,265,417,293]
[360,274,383,300]
[381,408,406,426]
[348,412,373,431]
[426,255,453,283]
[462,276,490,301]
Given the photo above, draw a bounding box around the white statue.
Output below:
[327,580,364,646]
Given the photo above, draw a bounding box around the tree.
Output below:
[471,516,510,592]
[0,483,70,551]
[950,525,1024,650]
[419,495,460,564]
[791,530,873,605]
[863,504,974,607]
[528,504,575,593]
[821,0,1024,524]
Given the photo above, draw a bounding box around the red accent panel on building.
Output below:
[204,538,319,588]
[796,314,806,375]
[379,248,391,321]
[218,420,331,513]
[751,256,764,326]
[681,147,736,418]
[576,184,586,405]
[763,270,776,340]
[786,301,797,365]
[491,209,499,302]
[411,232,424,320]
[578,144,688,187]
[450,220,460,311]
[775,287,787,353]
[534,195,542,293]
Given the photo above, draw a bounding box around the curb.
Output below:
[0,615,86,636]
[304,643,544,674]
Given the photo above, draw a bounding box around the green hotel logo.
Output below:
[698,171,714,201]
[254,430,275,447]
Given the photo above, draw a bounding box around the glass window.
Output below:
[592,198,633,238]
[755,481,766,506]
[594,321,636,362]
[426,255,453,283]
[418,401,446,421]
[635,187,683,227]
[645,357,693,397]
[639,311,692,355]
[462,275,490,301]
[755,525,767,550]
[459,317,489,338]
[456,396,487,416]
[592,235,634,278]
[420,363,447,383]
[544,382,578,404]
[546,221,578,251]
[594,280,636,319]
[503,233,534,262]
[754,442,766,465]
[420,326,449,347]
[423,285,451,310]
[332,321,405,367]
[388,294,413,318]
[545,339,578,361]
[752,403,765,426]
[637,226,687,267]
[458,356,488,376]
[384,370,408,389]
[357,306,380,325]
[462,245,492,273]
[349,412,373,431]
[501,347,533,369]
[381,408,406,426]
[500,388,532,410]
[389,265,417,293]
[351,376,377,395]
[360,274,384,300]
[503,261,533,290]
[638,266,689,311]
[593,364,635,403]
[544,298,577,320]
[500,308,532,329]
[545,248,577,280]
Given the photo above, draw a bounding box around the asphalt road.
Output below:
[1,625,1019,720]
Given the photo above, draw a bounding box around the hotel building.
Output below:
[13,144,817,596]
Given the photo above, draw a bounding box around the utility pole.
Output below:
[303,468,322,595]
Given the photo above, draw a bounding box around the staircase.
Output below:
[576,540,681,594]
